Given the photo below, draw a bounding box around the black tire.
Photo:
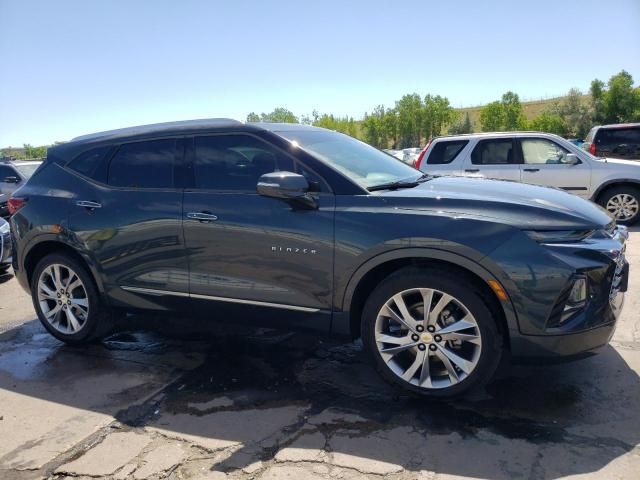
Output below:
[361,267,503,398]
[31,253,113,344]
[597,185,640,226]
[0,264,10,274]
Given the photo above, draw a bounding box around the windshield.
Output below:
[277,129,421,189]
[14,163,41,178]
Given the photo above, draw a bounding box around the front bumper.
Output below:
[506,225,628,359]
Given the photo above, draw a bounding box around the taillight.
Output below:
[589,143,596,156]
[414,140,432,170]
[8,197,27,215]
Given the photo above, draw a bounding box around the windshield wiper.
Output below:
[367,174,431,192]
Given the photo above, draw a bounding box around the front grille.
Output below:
[610,244,627,302]
[0,232,10,262]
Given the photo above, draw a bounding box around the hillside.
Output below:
[455,94,591,132]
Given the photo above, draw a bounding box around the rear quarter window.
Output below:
[427,140,468,165]
[67,147,111,182]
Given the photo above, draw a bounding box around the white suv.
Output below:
[415,132,640,225]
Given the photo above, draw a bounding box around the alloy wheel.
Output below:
[374,287,482,389]
[37,264,90,334]
[606,193,639,221]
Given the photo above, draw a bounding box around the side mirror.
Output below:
[565,153,580,165]
[257,171,318,209]
[3,176,20,184]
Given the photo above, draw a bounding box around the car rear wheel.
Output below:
[598,186,640,225]
[31,253,113,344]
[362,267,503,397]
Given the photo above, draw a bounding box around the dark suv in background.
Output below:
[583,123,640,160]
[0,160,43,217]
[9,119,629,397]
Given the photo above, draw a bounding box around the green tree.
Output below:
[479,101,505,131]
[603,70,640,123]
[590,78,606,124]
[395,93,423,148]
[554,88,592,138]
[501,91,527,130]
[448,112,472,135]
[423,95,457,140]
[382,107,398,148]
[246,108,298,123]
[361,105,388,148]
[529,112,568,136]
[23,144,48,158]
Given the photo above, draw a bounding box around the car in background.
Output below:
[8,119,629,397]
[415,131,640,224]
[583,123,640,160]
[0,160,43,198]
[0,217,11,274]
[567,138,583,147]
[0,193,8,218]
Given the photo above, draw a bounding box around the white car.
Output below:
[415,132,640,224]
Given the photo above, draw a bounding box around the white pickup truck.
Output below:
[416,132,640,224]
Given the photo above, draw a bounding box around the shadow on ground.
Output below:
[1,315,639,479]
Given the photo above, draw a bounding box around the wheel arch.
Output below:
[591,179,640,202]
[340,249,517,349]
[23,238,105,295]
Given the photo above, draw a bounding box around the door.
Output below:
[182,133,335,326]
[67,138,189,311]
[464,138,521,181]
[518,137,592,198]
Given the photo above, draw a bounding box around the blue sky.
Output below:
[1,0,639,146]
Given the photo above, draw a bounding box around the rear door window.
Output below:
[427,140,468,164]
[471,139,517,164]
[108,139,177,189]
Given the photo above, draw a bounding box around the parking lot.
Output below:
[0,229,638,480]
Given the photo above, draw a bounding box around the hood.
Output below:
[377,176,612,229]
[595,157,640,168]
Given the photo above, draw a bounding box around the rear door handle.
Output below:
[464,169,480,173]
[186,212,218,222]
[76,200,102,209]
[523,168,540,172]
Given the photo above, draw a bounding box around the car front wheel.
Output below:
[31,253,113,344]
[598,186,640,225]
[362,267,503,398]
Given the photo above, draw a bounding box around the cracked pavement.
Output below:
[0,228,639,480]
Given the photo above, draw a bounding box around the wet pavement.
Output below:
[0,230,639,479]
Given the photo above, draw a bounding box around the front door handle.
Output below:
[523,168,540,172]
[76,200,102,209]
[465,169,480,173]
[186,212,218,222]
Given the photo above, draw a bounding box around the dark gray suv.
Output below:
[9,119,629,397]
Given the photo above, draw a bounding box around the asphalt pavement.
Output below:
[0,229,639,480]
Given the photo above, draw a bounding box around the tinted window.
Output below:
[108,140,176,188]
[521,138,570,164]
[68,147,110,181]
[0,166,17,181]
[194,135,295,191]
[471,139,515,165]
[598,127,640,146]
[427,140,468,165]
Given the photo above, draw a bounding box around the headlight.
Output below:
[0,221,9,235]
[524,230,593,243]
